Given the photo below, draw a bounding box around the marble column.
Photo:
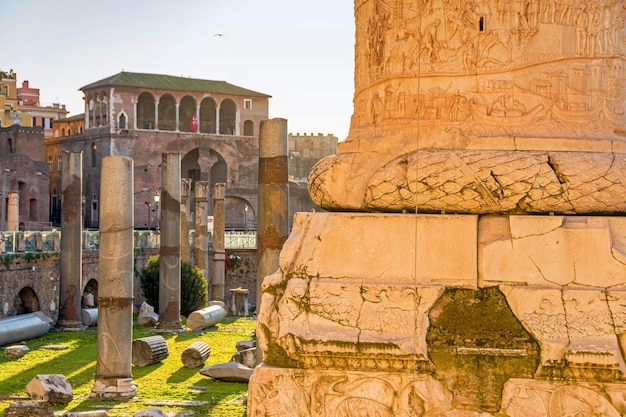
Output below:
[156,153,184,332]
[180,178,191,263]
[257,118,289,311]
[195,181,210,292]
[7,191,19,231]
[211,183,225,302]
[90,156,136,399]
[57,151,84,329]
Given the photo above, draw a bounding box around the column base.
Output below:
[55,320,87,331]
[152,323,187,334]
[90,377,137,399]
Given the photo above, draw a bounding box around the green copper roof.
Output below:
[80,71,271,98]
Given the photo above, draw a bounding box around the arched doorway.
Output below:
[13,287,40,315]
[83,279,99,308]
[158,94,176,131]
[219,99,237,135]
[137,92,156,129]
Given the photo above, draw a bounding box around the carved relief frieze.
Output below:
[257,267,446,371]
[501,379,625,417]
[350,0,625,139]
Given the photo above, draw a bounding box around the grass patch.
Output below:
[0,316,256,416]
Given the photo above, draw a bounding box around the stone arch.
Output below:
[210,149,228,185]
[225,196,255,231]
[243,120,254,136]
[137,92,156,129]
[82,278,98,308]
[199,97,217,133]
[179,95,197,132]
[13,286,40,315]
[180,147,229,185]
[158,93,176,131]
[182,148,202,182]
[219,98,237,135]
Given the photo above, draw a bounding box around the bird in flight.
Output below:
[213,33,227,39]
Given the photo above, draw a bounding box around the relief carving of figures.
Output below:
[600,2,614,54]
[542,0,557,24]
[502,380,622,417]
[587,2,603,57]
[574,4,590,56]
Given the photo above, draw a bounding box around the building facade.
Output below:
[0,124,50,231]
[45,71,271,229]
[17,80,69,138]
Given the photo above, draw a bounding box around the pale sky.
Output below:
[2,1,355,140]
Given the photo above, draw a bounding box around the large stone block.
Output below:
[480,216,626,287]
[26,374,73,404]
[279,212,477,286]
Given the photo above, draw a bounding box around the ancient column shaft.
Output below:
[7,191,18,231]
[211,183,225,302]
[194,181,210,289]
[180,178,191,263]
[156,153,183,331]
[257,118,289,311]
[91,155,136,399]
[58,151,83,328]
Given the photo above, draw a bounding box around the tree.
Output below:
[140,255,208,317]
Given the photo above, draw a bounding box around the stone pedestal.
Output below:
[228,288,249,317]
[248,212,626,416]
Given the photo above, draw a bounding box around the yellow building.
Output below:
[0,69,33,128]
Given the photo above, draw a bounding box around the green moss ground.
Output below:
[0,316,256,416]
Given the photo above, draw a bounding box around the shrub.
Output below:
[140,255,208,316]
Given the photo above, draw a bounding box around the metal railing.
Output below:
[0,229,257,254]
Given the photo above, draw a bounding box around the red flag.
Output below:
[189,111,198,132]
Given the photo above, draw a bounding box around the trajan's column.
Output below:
[249,1,626,416]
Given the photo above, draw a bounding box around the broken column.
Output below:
[194,181,210,290]
[90,155,136,399]
[7,191,18,231]
[256,118,289,311]
[156,153,184,332]
[180,178,191,263]
[57,151,84,329]
[211,183,225,302]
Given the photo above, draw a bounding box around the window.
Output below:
[118,113,127,129]
[44,118,51,129]
[48,156,54,172]
[29,199,37,221]
[244,99,252,110]
[57,155,62,172]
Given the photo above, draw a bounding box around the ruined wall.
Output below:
[0,246,257,323]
